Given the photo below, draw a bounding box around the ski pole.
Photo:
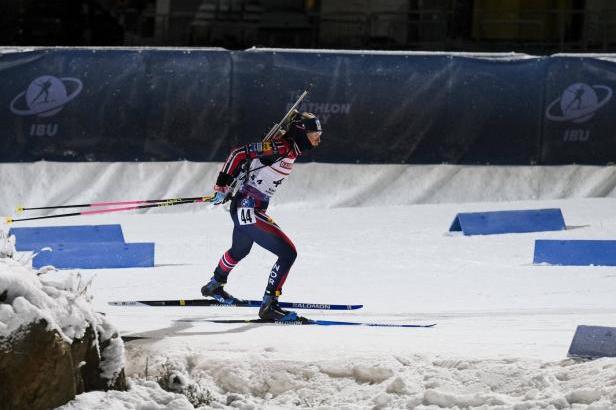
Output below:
[15,196,207,213]
[6,195,214,224]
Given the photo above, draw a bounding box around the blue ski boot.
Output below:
[259,294,298,322]
[201,276,239,305]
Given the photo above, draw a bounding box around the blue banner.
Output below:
[541,56,616,164]
[2,49,146,161]
[443,55,545,164]
[1,48,616,164]
[1,48,231,161]
[142,50,231,161]
[232,50,545,164]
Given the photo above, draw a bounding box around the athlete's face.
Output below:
[307,131,322,147]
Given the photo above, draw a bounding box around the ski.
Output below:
[108,298,363,310]
[178,317,436,328]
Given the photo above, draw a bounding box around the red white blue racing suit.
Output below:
[212,137,301,297]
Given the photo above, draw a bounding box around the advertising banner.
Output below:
[141,50,231,161]
[1,48,231,161]
[1,48,616,164]
[232,50,453,163]
[231,51,545,164]
[541,56,616,164]
[442,55,545,164]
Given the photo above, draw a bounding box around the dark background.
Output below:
[2,0,616,54]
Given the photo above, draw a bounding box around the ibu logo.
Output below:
[10,75,83,137]
[546,83,612,124]
[545,82,613,144]
[29,123,59,137]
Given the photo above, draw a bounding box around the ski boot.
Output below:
[201,276,240,305]
[259,294,298,322]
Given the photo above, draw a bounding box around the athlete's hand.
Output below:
[210,185,228,205]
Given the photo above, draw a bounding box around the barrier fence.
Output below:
[1,47,616,164]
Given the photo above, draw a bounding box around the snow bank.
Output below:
[117,351,616,409]
[57,379,193,410]
[3,162,616,214]
[0,234,124,379]
[249,47,536,59]
[0,257,95,342]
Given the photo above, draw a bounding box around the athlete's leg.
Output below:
[203,197,256,302]
[213,224,254,283]
[250,210,297,296]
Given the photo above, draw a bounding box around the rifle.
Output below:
[263,87,311,142]
[225,87,311,202]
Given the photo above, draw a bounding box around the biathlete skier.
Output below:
[201,112,322,322]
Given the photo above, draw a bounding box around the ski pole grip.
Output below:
[4,217,13,224]
[15,206,24,213]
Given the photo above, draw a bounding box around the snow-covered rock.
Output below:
[0,237,126,409]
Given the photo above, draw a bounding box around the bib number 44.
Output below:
[238,207,255,225]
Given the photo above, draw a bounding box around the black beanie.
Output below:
[288,113,322,152]
[288,121,313,152]
[302,116,322,133]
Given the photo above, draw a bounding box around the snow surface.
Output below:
[3,162,616,408]
[246,47,536,60]
[0,46,532,59]
[57,379,194,409]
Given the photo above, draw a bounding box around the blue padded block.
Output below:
[534,240,616,266]
[32,242,154,269]
[568,325,616,359]
[9,225,125,251]
[449,208,565,235]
